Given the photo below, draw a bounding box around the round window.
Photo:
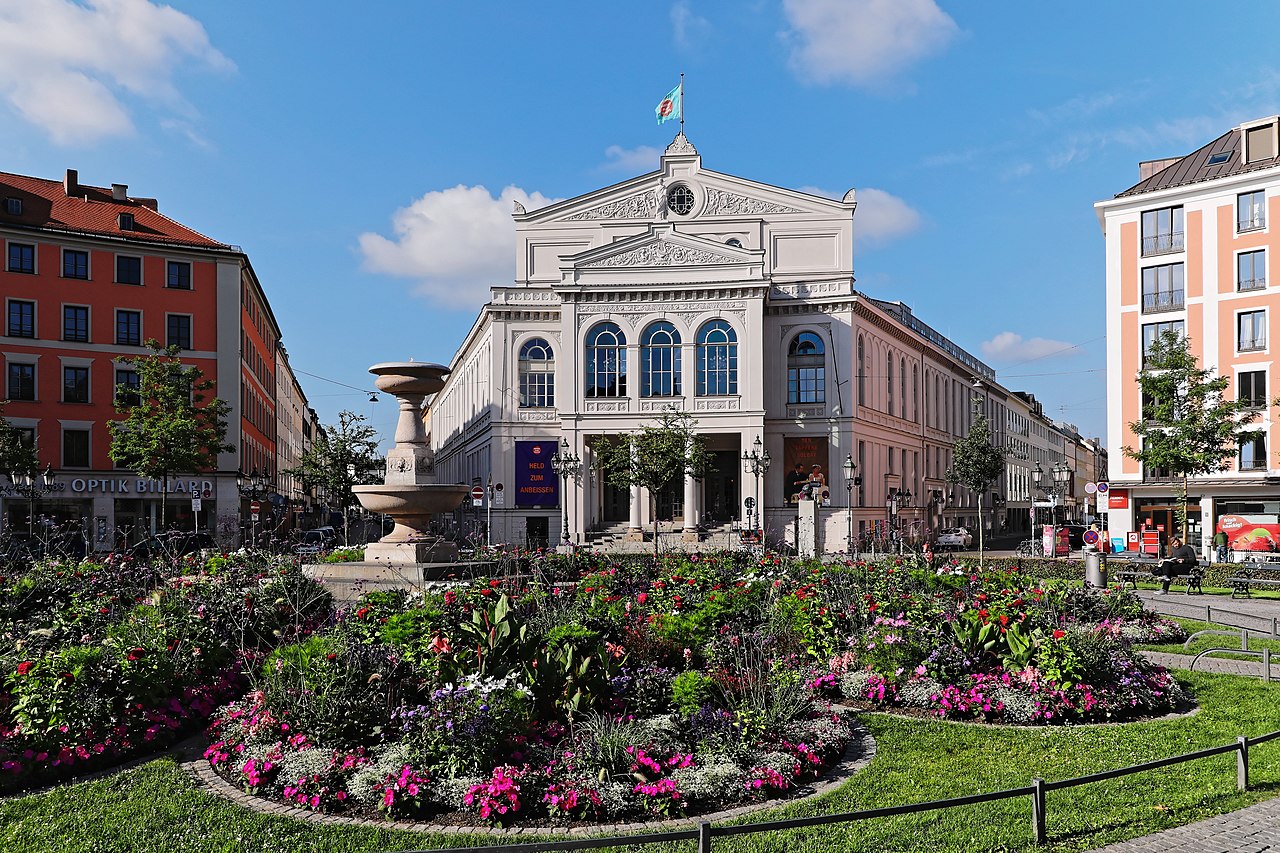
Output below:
[726,237,742,248]
[667,185,695,216]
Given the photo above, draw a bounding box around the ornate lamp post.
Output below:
[741,436,770,541]
[237,467,270,547]
[842,455,860,556]
[1033,461,1073,556]
[8,464,54,539]
[549,438,581,544]
[887,488,912,554]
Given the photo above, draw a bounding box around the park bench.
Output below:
[1225,561,1280,599]
[1113,555,1206,595]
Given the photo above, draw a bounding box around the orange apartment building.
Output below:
[1097,117,1280,556]
[0,168,287,548]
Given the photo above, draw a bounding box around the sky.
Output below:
[4,0,1280,447]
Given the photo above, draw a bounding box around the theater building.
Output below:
[429,135,1036,551]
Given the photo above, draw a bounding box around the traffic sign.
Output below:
[202,484,214,499]
[1084,482,1098,494]
[471,485,485,507]
[493,482,504,508]
[744,497,756,509]
[250,512,259,523]
[250,500,262,515]
[1095,482,1109,494]
[191,497,202,513]
[1083,529,1100,545]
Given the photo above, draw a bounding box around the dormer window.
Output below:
[1244,120,1277,164]
[118,212,134,231]
[4,198,20,216]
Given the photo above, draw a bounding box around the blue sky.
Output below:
[4,0,1279,445]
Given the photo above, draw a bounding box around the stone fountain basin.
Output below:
[353,483,470,516]
[368,362,451,398]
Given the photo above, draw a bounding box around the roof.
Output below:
[1115,127,1280,198]
[0,170,229,249]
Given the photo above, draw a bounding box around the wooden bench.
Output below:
[1225,562,1280,599]
[1114,557,1206,595]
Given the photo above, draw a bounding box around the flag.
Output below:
[655,83,682,125]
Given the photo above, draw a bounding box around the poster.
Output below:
[1216,514,1280,552]
[783,436,830,506]
[515,441,559,507]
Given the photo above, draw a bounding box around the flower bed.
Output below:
[202,551,1188,827]
[0,550,331,791]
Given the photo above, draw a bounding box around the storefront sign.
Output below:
[1107,488,1129,510]
[783,437,830,505]
[515,441,559,507]
[64,478,215,495]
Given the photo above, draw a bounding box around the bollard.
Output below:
[1238,736,1249,791]
[1266,649,1272,684]
[1243,628,1250,651]
[1084,550,1106,588]
[1031,777,1046,844]
[698,821,712,853]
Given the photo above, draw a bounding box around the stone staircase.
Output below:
[585,522,739,554]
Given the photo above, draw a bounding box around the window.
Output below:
[912,365,919,422]
[1240,435,1268,472]
[167,314,192,350]
[115,368,141,407]
[1238,370,1267,407]
[1208,151,1231,166]
[63,366,89,403]
[7,243,34,273]
[786,332,825,403]
[118,212,134,231]
[4,198,21,216]
[696,319,737,396]
[1238,310,1267,352]
[7,300,34,337]
[1141,263,1184,312]
[1141,320,1184,365]
[900,357,907,418]
[585,322,626,398]
[667,185,695,216]
[62,429,89,468]
[7,362,34,401]
[725,237,742,248]
[116,255,141,285]
[116,309,141,346]
[166,260,192,290]
[886,354,893,413]
[15,427,34,450]
[62,249,88,280]
[641,321,681,397]
[856,335,865,405]
[1238,250,1267,291]
[62,305,88,342]
[1141,206,1184,255]
[1238,190,1266,232]
[1246,124,1276,163]
[517,337,555,407]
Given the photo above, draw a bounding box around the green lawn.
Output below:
[1,671,1278,853]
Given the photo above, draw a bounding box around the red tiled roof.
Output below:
[0,170,230,249]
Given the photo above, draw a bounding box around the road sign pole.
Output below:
[486,478,492,548]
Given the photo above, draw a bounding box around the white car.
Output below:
[936,527,973,550]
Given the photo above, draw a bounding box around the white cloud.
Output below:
[601,144,661,172]
[980,332,1079,363]
[0,0,231,146]
[670,0,710,49]
[781,0,958,89]
[800,185,922,247]
[358,185,562,310]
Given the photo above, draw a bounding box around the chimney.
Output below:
[111,183,127,202]
[64,169,78,197]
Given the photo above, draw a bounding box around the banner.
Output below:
[1107,488,1129,510]
[515,441,559,507]
[1216,514,1280,551]
[783,436,830,506]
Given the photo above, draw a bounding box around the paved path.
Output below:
[1086,795,1280,852]
[1143,650,1274,678]
[1135,590,1280,636]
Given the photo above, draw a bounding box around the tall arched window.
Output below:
[912,364,919,422]
[518,337,554,407]
[641,321,681,397]
[886,353,893,413]
[585,322,627,398]
[696,319,737,396]
[857,336,865,405]
[900,357,907,418]
[787,332,825,403]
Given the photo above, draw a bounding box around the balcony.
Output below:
[1239,278,1268,292]
[1240,459,1269,472]
[1141,232,1185,256]
[1238,216,1267,233]
[1141,290,1184,314]
[1239,337,1267,353]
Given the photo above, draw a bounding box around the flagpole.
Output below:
[680,71,685,134]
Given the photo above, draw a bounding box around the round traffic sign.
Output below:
[471,485,485,500]
[250,500,262,514]
[1084,482,1098,494]
[1083,530,1100,545]
[1096,482,1109,494]
[744,497,756,509]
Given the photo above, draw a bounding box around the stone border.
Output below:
[181,722,876,837]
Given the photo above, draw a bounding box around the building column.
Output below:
[626,443,643,539]
[682,463,699,538]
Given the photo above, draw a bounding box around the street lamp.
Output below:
[237,467,270,547]
[1033,461,1073,556]
[7,464,54,539]
[549,437,581,544]
[741,436,770,543]
[842,455,860,556]
[887,488,912,554]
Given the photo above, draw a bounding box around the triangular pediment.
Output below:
[559,225,765,287]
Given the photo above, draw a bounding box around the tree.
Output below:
[108,341,233,529]
[1125,329,1262,541]
[946,412,1007,563]
[282,410,382,540]
[595,410,711,558]
[0,403,39,480]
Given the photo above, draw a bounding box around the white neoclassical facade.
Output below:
[429,134,1044,551]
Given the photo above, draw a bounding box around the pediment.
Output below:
[560,226,766,287]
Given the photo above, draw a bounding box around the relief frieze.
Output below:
[563,191,657,221]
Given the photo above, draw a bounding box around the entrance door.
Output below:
[702,450,741,526]
[1137,504,1202,550]
[601,481,629,524]
[525,516,549,550]
[655,484,683,522]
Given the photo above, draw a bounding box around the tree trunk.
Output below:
[978,491,985,569]
[1181,473,1190,544]
[651,492,659,562]
[160,471,169,531]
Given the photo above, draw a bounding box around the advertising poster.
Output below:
[515,441,559,507]
[783,436,830,506]
[1216,514,1280,552]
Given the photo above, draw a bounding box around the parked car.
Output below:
[295,527,339,558]
[936,527,973,550]
[1059,524,1089,550]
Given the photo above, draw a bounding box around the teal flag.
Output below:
[655,83,682,125]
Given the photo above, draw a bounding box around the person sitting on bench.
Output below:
[1154,536,1197,594]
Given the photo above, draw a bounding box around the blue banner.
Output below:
[515,441,559,507]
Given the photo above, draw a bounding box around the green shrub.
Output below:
[671,670,713,714]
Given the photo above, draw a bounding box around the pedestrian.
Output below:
[1213,529,1229,564]
[1154,536,1197,594]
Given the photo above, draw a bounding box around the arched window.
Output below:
[696,319,737,396]
[641,321,681,397]
[912,364,919,422]
[886,353,893,413]
[787,332,825,403]
[900,357,907,418]
[585,322,627,398]
[857,335,865,405]
[518,337,554,407]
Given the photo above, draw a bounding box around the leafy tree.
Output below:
[282,410,382,538]
[108,341,233,528]
[0,403,39,480]
[595,410,710,558]
[946,412,1007,562]
[1125,329,1262,541]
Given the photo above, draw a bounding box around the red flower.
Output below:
[15,661,33,676]
[489,579,502,588]
[1052,629,1066,640]
[127,647,146,661]
[355,607,370,619]
[998,615,1009,626]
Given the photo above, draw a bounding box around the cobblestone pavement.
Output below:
[1085,795,1280,852]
